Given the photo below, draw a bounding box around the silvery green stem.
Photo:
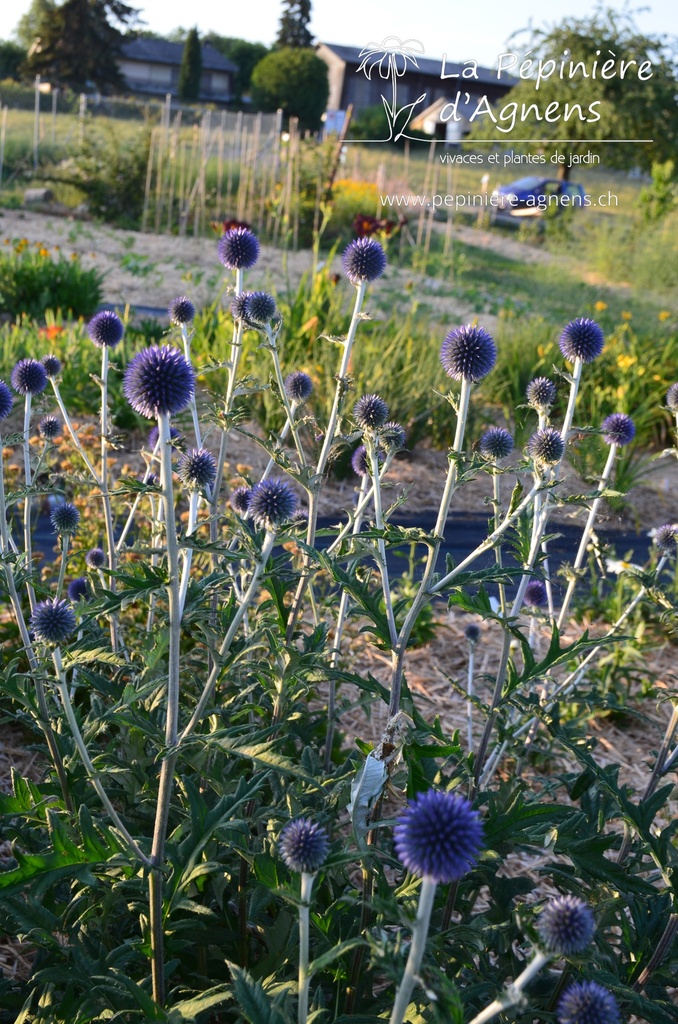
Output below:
[265,325,307,467]
[99,346,119,652]
[210,266,245,535]
[298,871,315,1024]
[492,469,507,618]
[181,323,202,448]
[388,876,437,1024]
[467,950,550,1024]
[557,443,617,628]
[50,380,101,482]
[370,439,397,648]
[52,648,148,860]
[116,439,161,552]
[387,377,472,719]
[148,411,183,1006]
[467,642,476,753]
[261,401,297,481]
[55,534,69,599]
[146,492,161,632]
[326,450,396,556]
[179,489,199,615]
[180,529,277,743]
[22,394,36,611]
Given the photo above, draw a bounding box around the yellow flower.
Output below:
[658,310,671,322]
[654,374,662,381]
[621,311,632,321]
[616,354,637,371]
[594,301,608,312]
[637,366,645,376]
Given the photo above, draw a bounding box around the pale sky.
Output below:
[1,0,676,67]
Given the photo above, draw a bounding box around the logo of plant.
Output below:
[357,36,427,141]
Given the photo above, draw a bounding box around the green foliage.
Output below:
[276,0,313,49]
[0,241,102,320]
[13,0,57,51]
[205,34,269,101]
[0,40,26,80]
[251,48,329,132]
[350,105,429,144]
[638,160,677,225]
[178,26,202,103]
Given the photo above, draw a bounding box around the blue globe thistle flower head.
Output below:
[394,789,484,883]
[0,380,14,420]
[290,507,309,529]
[248,478,297,529]
[230,292,251,322]
[67,577,90,602]
[479,426,514,461]
[123,346,195,419]
[381,421,407,452]
[654,523,678,550]
[440,325,496,383]
[351,444,383,477]
[39,415,61,440]
[601,413,635,448]
[465,622,480,645]
[284,371,314,404]
[11,359,47,396]
[230,485,252,516]
[528,427,565,467]
[279,817,330,874]
[168,295,196,326]
[42,354,62,379]
[342,237,387,285]
[526,376,557,410]
[559,318,604,364]
[50,502,80,535]
[218,226,260,270]
[666,383,678,412]
[31,598,76,645]
[179,448,217,491]
[88,310,124,349]
[148,424,182,450]
[537,894,596,955]
[557,981,620,1024]
[244,290,277,325]
[85,546,106,569]
[354,393,389,430]
[525,580,548,608]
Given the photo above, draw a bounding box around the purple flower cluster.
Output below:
[528,427,565,466]
[279,818,329,874]
[248,479,297,529]
[342,238,386,284]
[12,359,47,396]
[537,894,595,955]
[124,346,195,419]
[168,296,196,326]
[178,448,217,490]
[557,981,620,1024]
[479,426,514,461]
[440,325,496,383]
[50,502,80,535]
[31,598,76,644]
[88,310,124,349]
[601,413,635,448]
[394,789,484,883]
[218,227,260,270]
[526,376,557,410]
[284,371,314,404]
[559,318,604,364]
[354,394,389,430]
[0,380,14,420]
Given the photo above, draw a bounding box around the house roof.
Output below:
[121,38,238,73]
[318,42,508,87]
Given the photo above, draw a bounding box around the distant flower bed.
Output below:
[0,238,103,321]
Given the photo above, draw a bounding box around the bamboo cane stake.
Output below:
[416,136,436,246]
[166,109,181,234]
[216,108,226,217]
[141,126,156,233]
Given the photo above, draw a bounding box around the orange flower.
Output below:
[621,311,632,321]
[594,300,607,312]
[658,310,671,322]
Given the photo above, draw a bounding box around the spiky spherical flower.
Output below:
[148,424,182,450]
[465,622,480,645]
[85,546,106,569]
[394,789,484,884]
[123,346,195,419]
[290,508,309,529]
[666,383,678,412]
[39,415,61,440]
[279,818,330,874]
[351,444,370,477]
[440,325,496,383]
[178,448,217,491]
[11,359,47,396]
[284,371,313,404]
[67,577,90,602]
[217,227,260,270]
[42,354,62,378]
[30,598,76,645]
[230,486,252,516]
[248,479,297,528]
[0,380,14,420]
[479,426,514,461]
[537,895,596,955]
[245,290,277,325]
[526,376,557,410]
[601,413,635,448]
[230,293,250,321]
[559,318,604,364]
[342,237,387,285]
[654,523,678,550]
[528,427,565,466]
[381,421,407,452]
[525,580,548,608]
[354,393,389,430]
[88,310,124,349]
[50,502,80,535]
[168,295,196,326]
[557,982,620,1024]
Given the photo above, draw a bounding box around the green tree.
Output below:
[178,26,202,102]
[0,40,26,80]
[13,0,56,50]
[469,8,678,179]
[204,34,268,102]
[276,0,312,49]
[23,0,138,92]
[251,47,327,131]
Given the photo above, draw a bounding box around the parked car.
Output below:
[490,176,586,223]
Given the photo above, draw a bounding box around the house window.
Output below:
[211,73,229,93]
